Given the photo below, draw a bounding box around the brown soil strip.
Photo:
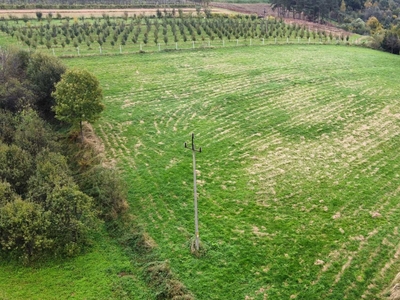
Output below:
[0,7,229,18]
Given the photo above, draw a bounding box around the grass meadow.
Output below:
[0,229,153,299]
[1,38,400,299]
[59,44,400,299]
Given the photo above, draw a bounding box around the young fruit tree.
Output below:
[52,69,104,141]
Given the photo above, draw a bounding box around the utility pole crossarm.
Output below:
[184,133,202,252]
[184,133,202,153]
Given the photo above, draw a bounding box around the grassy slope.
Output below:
[0,229,153,299]
[63,45,400,299]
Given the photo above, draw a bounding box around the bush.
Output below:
[45,186,99,256]
[26,52,66,120]
[14,109,59,157]
[145,261,193,300]
[27,150,74,204]
[0,198,52,262]
[78,165,129,221]
[0,109,17,144]
[351,18,368,34]
[0,48,33,112]
[0,143,33,195]
[0,180,17,206]
[368,32,384,50]
[0,77,34,113]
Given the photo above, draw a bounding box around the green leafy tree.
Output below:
[52,69,104,141]
[26,52,66,120]
[0,49,34,113]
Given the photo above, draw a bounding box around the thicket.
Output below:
[0,48,129,263]
[270,0,400,54]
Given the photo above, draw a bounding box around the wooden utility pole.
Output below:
[185,133,202,251]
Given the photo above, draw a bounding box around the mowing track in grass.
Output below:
[64,45,400,299]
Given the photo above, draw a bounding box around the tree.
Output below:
[36,11,43,21]
[26,52,66,120]
[366,16,383,34]
[52,69,104,141]
[381,30,400,54]
[0,48,34,113]
[340,0,347,12]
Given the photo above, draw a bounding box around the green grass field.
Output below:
[0,228,153,299]
[55,44,400,299]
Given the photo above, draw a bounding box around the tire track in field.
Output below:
[311,182,400,293]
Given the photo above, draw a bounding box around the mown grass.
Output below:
[60,44,400,299]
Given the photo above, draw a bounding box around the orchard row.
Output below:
[0,14,349,53]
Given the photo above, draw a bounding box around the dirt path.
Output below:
[0,7,231,18]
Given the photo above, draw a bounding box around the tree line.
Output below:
[0,48,128,262]
[268,0,382,22]
[269,0,400,54]
[269,0,341,22]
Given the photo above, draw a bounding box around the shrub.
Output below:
[45,186,99,256]
[145,261,193,300]
[27,150,74,205]
[26,52,66,120]
[78,165,129,221]
[0,143,33,195]
[0,77,34,113]
[0,180,17,206]
[0,198,52,262]
[0,48,34,112]
[14,109,59,157]
[0,109,17,144]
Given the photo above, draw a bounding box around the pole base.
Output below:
[190,237,206,257]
